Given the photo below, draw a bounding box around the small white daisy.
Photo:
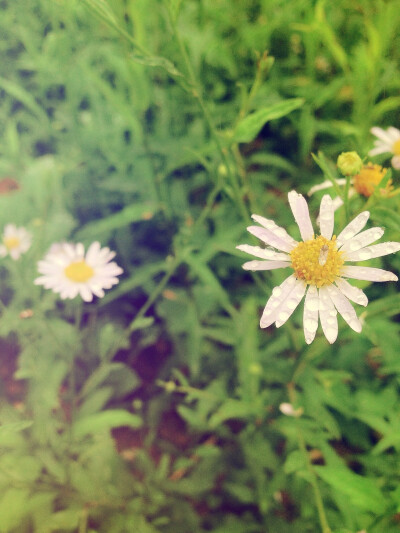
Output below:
[237,191,400,344]
[0,224,32,260]
[34,241,123,302]
[369,126,400,169]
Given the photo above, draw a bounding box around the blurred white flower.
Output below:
[34,241,123,302]
[237,191,400,344]
[0,224,32,260]
[369,126,400,169]
[308,163,390,212]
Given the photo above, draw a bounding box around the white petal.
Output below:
[236,244,290,261]
[288,191,314,241]
[339,227,384,253]
[275,279,307,328]
[392,155,400,169]
[319,195,334,240]
[387,126,400,141]
[332,195,344,212]
[308,179,346,196]
[251,215,298,248]
[341,265,398,282]
[335,278,368,307]
[369,144,390,156]
[247,226,294,252]
[318,287,338,344]
[336,211,370,247]
[303,285,319,344]
[344,242,400,262]
[242,260,290,271]
[260,275,297,328]
[326,285,362,333]
[371,126,394,145]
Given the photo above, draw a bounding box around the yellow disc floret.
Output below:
[353,163,389,197]
[290,235,344,288]
[64,260,94,283]
[3,237,21,250]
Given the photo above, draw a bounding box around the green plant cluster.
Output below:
[0,0,400,532]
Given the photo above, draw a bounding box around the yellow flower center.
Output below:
[393,139,400,156]
[290,235,344,288]
[64,260,94,283]
[353,163,389,197]
[4,236,21,250]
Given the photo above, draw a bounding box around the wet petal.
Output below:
[288,191,314,241]
[275,279,307,328]
[251,215,298,248]
[339,227,384,253]
[326,285,362,333]
[344,242,400,262]
[319,195,334,240]
[336,211,370,247]
[341,265,398,282]
[236,244,290,261]
[303,285,319,344]
[335,278,368,307]
[318,287,338,344]
[247,225,294,252]
[260,275,297,328]
[242,260,290,271]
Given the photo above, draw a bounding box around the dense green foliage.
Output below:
[0,0,400,531]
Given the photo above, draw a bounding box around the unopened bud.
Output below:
[337,151,363,176]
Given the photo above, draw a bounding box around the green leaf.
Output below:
[314,465,387,514]
[284,450,306,474]
[73,410,142,437]
[371,206,400,231]
[208,399,257,428]
[0,488,30,532]
[233,98,304,143]
[0,76,48,123]
[76,203,157,239]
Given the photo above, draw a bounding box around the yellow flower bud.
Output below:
[337,151,363,176]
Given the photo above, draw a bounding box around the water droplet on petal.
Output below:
[278,311,289,322]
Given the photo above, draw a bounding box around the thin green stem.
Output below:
[166,4,249,223]
[129,254,181,330]
[287,384,331,533]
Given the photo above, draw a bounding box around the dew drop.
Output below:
[306,298,319,311]
[278,311,289,322]
[287,299,298,310]
[272,287,282,297]
[304,318,317,332]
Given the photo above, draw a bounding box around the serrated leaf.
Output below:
[233,98,304,143]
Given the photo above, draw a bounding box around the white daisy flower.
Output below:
[34,241,123,302]
[237,191,400,344]
[369,126,400,169]
[0,224,32,260]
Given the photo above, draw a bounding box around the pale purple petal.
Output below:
[318,287,338,344]
[371,126,394,145]
[339,227,384,253]
[341,265,398,282]
[303,285,319,344]
[242,260,290,271]
[275,279,307,327]
[392,155,400,169]
[344,242,400,262]
[288,191,314,241]
[251,215,298,248]
[236,244,290,261]
[308,179,346,196]
[335,278,368,307]
[260,275,297,328]
[247,226,294,252]
[336,211,370,247]
[326,285,362,333]
[319,195,334,240]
